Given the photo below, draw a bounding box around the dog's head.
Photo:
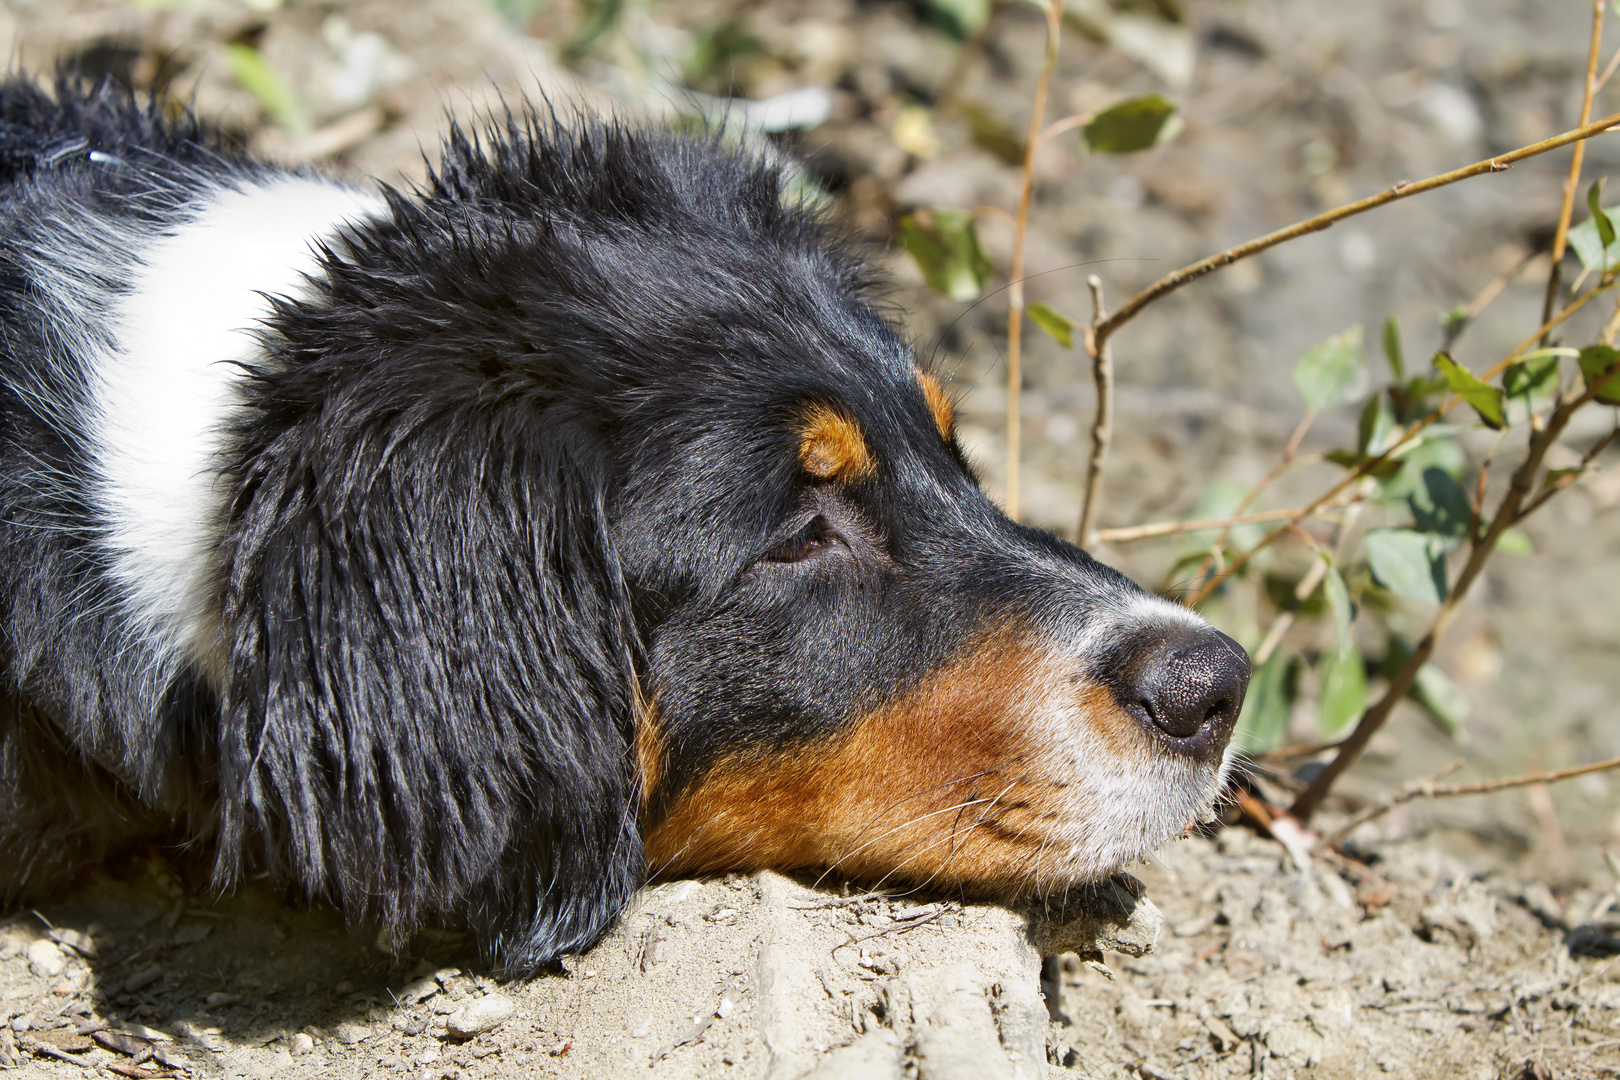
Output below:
[225,118,1247,971]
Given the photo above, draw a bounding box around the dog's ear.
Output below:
[214,404,644,973]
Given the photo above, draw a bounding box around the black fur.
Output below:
[0,78,1246,973]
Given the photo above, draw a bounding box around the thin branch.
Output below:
[1188,278,1620,607]
[1290,353,1620,823]
[1251,553,1331,667]
[1078,274,1114,547]
[1322,755,1620,849]
[1094,500,1354,544]
[1091,110,1620,353]
[1599,42,1620,94]
[1184,414,1319,589]
[1444,247,1541,350]
[971,204,1019,226]
[1515,423,1620,520]
[1540,0,1606,340]
[1037,111,1091,147]
[1003,0,1063,522]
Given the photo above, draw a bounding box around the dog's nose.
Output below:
[1121,629,1250,755]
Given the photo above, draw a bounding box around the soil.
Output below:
[2,0,1619,1077]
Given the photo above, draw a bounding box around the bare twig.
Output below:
[1444,247,1542,350]
[1078,275,1114,547]
[1185,414,1318,589]
[1540,0,1606,340]
[1290,354,1620,823]
[1094,499,1357,543]
[1602,40,1620,93]
[1188,278,1620,607]
[1322,756,1620,849]
[1003,0,1063,522]
[1251,553,1331,667]
[1515,421,1620,520]
[1037,111,1092,147]
[1092,110,1620,354]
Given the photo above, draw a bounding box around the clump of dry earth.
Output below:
[2,824,1617,1079]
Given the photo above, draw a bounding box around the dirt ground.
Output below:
[2,0,1619,1076]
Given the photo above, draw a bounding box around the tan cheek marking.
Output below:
[796,403,876,482]
[643,630,1145,892]
[916,368,955,441]
[633,679,666,808]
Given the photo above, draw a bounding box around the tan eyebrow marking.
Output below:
[795,403,876,482]
[916,369,955,441]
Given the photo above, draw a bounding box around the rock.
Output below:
[288,1032,315,1056]
[447,993,517,1037]
[800,1029,904,1080]
[1027,873,1164,960]
[904,964,1015,1080]
[399,976,440,1004]
[331,1021,370,1045]
[122,964,164,993]
[204,992,242,1009]
[25,940,66,978]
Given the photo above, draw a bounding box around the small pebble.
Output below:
[400,977,439,1004]
[204,993,242,1009]
[289,1032,315,1056]
[717,996,735,1019]
[332,1021,370,1045]
[447,993,517,1038]
[122,965,164,993]
[26,940,66,978]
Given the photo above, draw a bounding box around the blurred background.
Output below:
[6,0,1618,887]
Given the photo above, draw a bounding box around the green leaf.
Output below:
[1357,394,1396,456]
[1382,316,1406,381]
[1439,303,1469,334]
[225,43,308,134]
[1083,95,1179,154]
[1293,326,1368,411]
[1591,179,1618,251]
[959,102,1025,166]
[1578,344,1620,405]
[1382,641,1469,737]
[1408,466,1473,547]
[1566,202,1620,272]
[1325,447,1403,477]
[926,0,994,39]
[1434,352,1505,429]
[1412,662,1469,738]
[1321,561,1355,658]
[1183,478,1266,553]
[1364,528,1448,605]
[1503,354,1561,399]
[1378,430,1467,504]
[1317,642,1367,738]
[1232,651,1300,756]
[1495,528,1533,555]
[1027,302,1077,348]
[897,210,995,302]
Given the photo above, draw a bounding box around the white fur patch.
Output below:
[86,177,385,680]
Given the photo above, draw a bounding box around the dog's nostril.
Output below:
[1127,630,1251,744]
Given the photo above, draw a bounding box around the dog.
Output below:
[0,77,1249,973]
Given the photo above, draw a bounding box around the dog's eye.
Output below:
[764,515,843,563]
